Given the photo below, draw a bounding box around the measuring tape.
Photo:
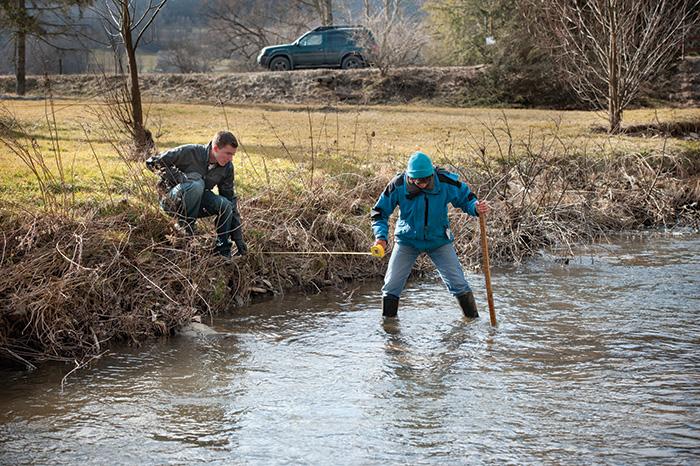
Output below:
[260,244,385,258]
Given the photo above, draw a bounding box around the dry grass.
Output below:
[1,97,698,204]
[0,175,388,365]
[0,91,699,366]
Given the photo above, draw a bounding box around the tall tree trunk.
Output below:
[15,0,27,96]
[383,0,393,22]
[607,1,621,133]
[320,0,332,26]
[121,2,147,148]
[16,30,26,96]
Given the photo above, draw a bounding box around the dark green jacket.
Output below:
[147,142,236,201]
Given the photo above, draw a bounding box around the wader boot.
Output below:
[382,295,399,318]
[457,292,479,318]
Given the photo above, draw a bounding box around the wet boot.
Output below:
[457,292,479,318]
[382,295,399,318]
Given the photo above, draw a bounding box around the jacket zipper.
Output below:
[424,194,429,239]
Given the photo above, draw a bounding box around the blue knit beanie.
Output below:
[406,151,434,178]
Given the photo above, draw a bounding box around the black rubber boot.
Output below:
[382,295,399,318]
[457,292,479,318]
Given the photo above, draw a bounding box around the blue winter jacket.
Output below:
[371,168,479,251]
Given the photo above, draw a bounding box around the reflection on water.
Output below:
[1,235,699,464]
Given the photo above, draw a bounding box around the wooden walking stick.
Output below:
[479,213,497,326]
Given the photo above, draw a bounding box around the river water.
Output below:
[1,235,699,465]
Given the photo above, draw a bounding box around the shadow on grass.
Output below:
[591,120,700,139]
[0,114,25,140]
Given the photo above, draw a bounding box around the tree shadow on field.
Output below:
[0,113,28,140]
[590,119,700,139]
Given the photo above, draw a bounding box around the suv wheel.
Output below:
[341,55,364,69]
[269,56,291,71]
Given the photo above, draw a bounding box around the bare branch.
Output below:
[525,0,700,132]
[134,0,168,49]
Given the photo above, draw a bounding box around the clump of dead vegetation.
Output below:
[0,83,388,365]
[441,117,700,266]
[590,117,700,139]
[1,95,698,367]
[0,176,386,367]
[621,120,700,139]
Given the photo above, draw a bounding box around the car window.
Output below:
[328,32,349,47]
[299,33,322,47]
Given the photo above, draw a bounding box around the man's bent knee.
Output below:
[182,179,205,196]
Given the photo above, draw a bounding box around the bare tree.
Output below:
[158,36,212,73]
[526,0,700,133]
[359,0,427,75]
[297,0,333,26]
[0,0,92,95]
[205,0,313,70]
[92,0,167,147]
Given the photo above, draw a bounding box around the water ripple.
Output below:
[1,236,699,464]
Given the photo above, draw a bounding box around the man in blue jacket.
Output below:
[146,131,247,258]
[371,151,490,318]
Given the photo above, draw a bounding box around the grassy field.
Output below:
[1,98,698,205]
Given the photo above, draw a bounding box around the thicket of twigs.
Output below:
[443,121,700,266]
[0,176,387,368]
[1,89,698,367]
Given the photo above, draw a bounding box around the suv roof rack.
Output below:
[312,25,365,32]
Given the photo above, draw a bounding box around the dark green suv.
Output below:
[257,26,377,71]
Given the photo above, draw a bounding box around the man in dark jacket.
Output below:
[146,131,247,257]
[371,151,490,318]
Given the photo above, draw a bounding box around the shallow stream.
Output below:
[1,235,699,464]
